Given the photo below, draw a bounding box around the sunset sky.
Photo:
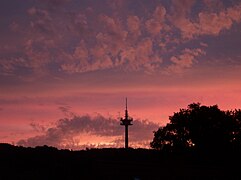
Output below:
[1,0,241,149]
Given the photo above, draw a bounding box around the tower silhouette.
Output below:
[120,98,133,149]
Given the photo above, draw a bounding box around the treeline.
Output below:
[1,143,241,179]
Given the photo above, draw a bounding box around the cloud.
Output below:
[171,0,196,16]
[0,57,30,76]
[200,42,208,47]
[60,9,164,74]
[166,48,205,73]
[58,105,74,117]
[127,15,141,37]
[119,38,163,73]
[9,22,20,32]
[198,11,233,36]
[17,114,159,149]
[60,40,90,73]
[38,0,72,7]
[196,3,241,36]
[169,1,241,39]
[27,7,37,16]
[202,0,224,10]
[27,7,54,35]
[30,122,46,133]
[227,3,241,23]
[1,0,241,79]
[169,0,197,39]
[97,14,128,56]
[145,5,166,36]
[4,6,64,78]
[107,0,125,10]
[145,19,162,36]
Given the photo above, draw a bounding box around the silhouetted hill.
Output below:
[0,143,241,179]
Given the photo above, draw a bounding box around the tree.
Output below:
[150,103,241,152]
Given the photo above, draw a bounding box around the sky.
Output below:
[1,0,241,149]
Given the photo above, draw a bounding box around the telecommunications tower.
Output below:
[120,98,133,149]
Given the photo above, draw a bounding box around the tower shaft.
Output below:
[125,125,128,148]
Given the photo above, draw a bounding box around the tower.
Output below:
[120,98,133,149]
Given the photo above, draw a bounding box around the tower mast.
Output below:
[120,98,133,149]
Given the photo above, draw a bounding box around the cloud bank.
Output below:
[1,0,241,79]
[17,114,159,149]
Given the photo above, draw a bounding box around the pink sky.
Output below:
[0,0,241,149]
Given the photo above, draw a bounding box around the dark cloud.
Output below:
[17,114,159,149]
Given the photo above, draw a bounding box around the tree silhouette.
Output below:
[151,103,241,152]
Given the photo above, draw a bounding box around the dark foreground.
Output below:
[0,144,241,180]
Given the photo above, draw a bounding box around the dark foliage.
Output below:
[1,143,241,179]
[151,103,241,153]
